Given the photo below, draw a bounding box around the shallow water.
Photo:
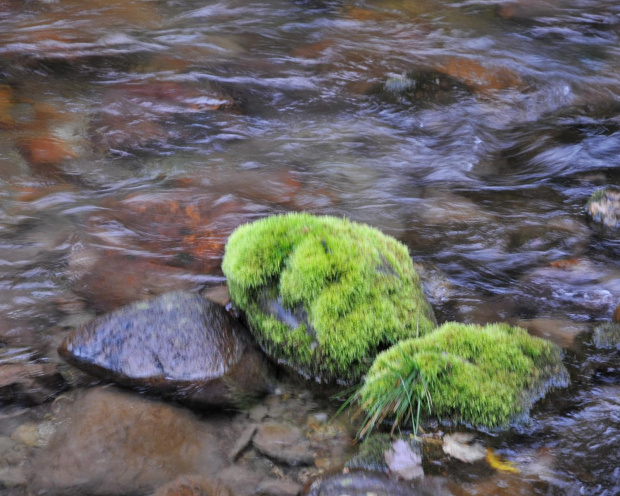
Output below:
[0,0,619,494]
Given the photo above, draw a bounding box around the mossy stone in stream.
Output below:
[221,213,436,383]
[359,322,569,430]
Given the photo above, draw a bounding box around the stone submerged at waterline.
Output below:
[58,291,274,408]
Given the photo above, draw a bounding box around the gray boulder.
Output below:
[58,291,273,408]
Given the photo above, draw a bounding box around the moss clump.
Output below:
[222,213,436,383]
[358,322,568,430]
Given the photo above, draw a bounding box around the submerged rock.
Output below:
[151,475,235,496]
[585,186,620,229]
[222,213,436,384]
[59,291,273,408]
[253,421,314,466]
[305,472,456,496]
[27,387,226,495]
[0,362,65,406]
[371,69,471,106]
[358,323,569,430]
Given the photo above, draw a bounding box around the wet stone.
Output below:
[59,291,273,408]
[0,436,16,455]
[10,423,39,447]
[0,363,65,406]
[257,478,302,496]
[249,404,269,422]
[27,387,225,495]
[228,423,258,462]
[253,422,314,466]
[151,475,235,496]
[71,253,199,313]
[0,467,27,489]
[305,472,457,496]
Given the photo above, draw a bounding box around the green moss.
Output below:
[358,322,568,430]
[222,213,436,382]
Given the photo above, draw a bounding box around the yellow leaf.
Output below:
[486,447,519,474]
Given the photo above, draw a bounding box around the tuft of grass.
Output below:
[358,322,569,431]
[222,213,436,383]
[349,353,432,439]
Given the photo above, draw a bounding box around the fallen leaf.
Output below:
[442,433,486,463]
[384,439,424,480]
[486,447,519,474]
[549,258,581,269]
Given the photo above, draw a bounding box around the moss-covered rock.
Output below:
[585,186,620,229]
[221,213,436,383]
[358,322,569,430]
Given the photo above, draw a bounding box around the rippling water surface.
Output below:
[0,0,618,494]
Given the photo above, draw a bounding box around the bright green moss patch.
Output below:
[222,213,436,383]
[358,322,568,430]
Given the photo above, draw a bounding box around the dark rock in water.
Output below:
[58,291,273,408]
[152,475,235,496]
[27,387,227,496]
[253,421,314,466]
[0,362,65,406]
[369,69,471,107]
[304,472,457,496]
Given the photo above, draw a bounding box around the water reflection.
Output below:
[0,0,618,494]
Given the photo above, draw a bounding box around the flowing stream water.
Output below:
[0,0,619,494]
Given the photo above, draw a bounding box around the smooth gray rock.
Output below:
[59,291,273,407]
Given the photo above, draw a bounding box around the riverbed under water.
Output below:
[0,0,619,494]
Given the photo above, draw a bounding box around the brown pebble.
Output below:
[152,475,234,496]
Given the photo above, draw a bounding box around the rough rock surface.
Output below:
[253,421,314,466]
[27,387,226,495]
[59,291,273,407]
